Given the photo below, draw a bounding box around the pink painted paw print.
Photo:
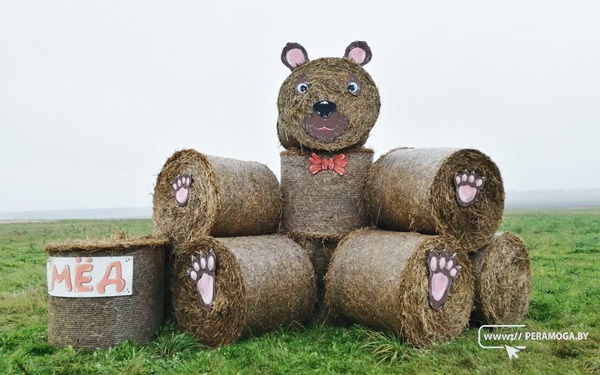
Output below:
[171,174,192,207]
[454,171,485,207]
[188,250,216,311]
[428,249,461,310]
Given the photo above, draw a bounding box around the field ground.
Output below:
[0,209,598,374]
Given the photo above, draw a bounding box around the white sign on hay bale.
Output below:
[47,256,133,297]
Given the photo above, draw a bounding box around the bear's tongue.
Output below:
[316,126,336,133]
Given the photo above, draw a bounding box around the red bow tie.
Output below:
[308,153,348,175]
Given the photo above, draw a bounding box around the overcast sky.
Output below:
[1,1,599,213]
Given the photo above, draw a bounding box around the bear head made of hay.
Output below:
[277,41,381,152]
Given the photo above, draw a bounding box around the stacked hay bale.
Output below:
[153,149,316,347]
[326,229,474,347]
[470,232,531,325]
[281,148,374,240]
[277,41,381,318]
[366,147,505,251]
[171,236,315,347]
[153,149,283,243]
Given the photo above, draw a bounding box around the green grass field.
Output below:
[1,210,598,374]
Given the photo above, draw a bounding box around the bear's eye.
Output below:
[347,82,360,95]
[296,82,309,94]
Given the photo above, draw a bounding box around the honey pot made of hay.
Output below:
[45,237,167,349]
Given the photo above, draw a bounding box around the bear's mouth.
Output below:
[315,125,337,132]
[302,111,349,143]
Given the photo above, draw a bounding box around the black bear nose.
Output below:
[313,100,337,118]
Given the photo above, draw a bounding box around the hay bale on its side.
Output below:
[366,147,504,251]
[46,237,167,349]
[172,235,316,347]
[326,229,473,347]
[470,232,531,325]
[281,147,373,239]
[153,149,282,244]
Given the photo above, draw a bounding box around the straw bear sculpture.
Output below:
[148,41,527,348]
[277,41,472,327]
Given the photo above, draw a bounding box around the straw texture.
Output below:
[291,234,338,321]
[470,232,531,325]
[172,235,316,347]
[277,57,380,151]
[281,148,373,239]
[153,149,282,244]
[46,237,167,349]
[326,229,474,347]
[366,147,504,251]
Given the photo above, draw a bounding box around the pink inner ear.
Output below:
[348,48,366,64]
[286,49,307,68]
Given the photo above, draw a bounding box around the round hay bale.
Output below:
[45,237,167,349]
[281,147,373,239]
[325,229,474,347]
[470,232,531,325]
[172,235,316,347]
[153,149,282,244]
[366,147,504,251]
[277,57,381,152]
[290,234,339,321]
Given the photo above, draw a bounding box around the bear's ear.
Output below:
[281,42,309,70]
[344,41,372,66]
